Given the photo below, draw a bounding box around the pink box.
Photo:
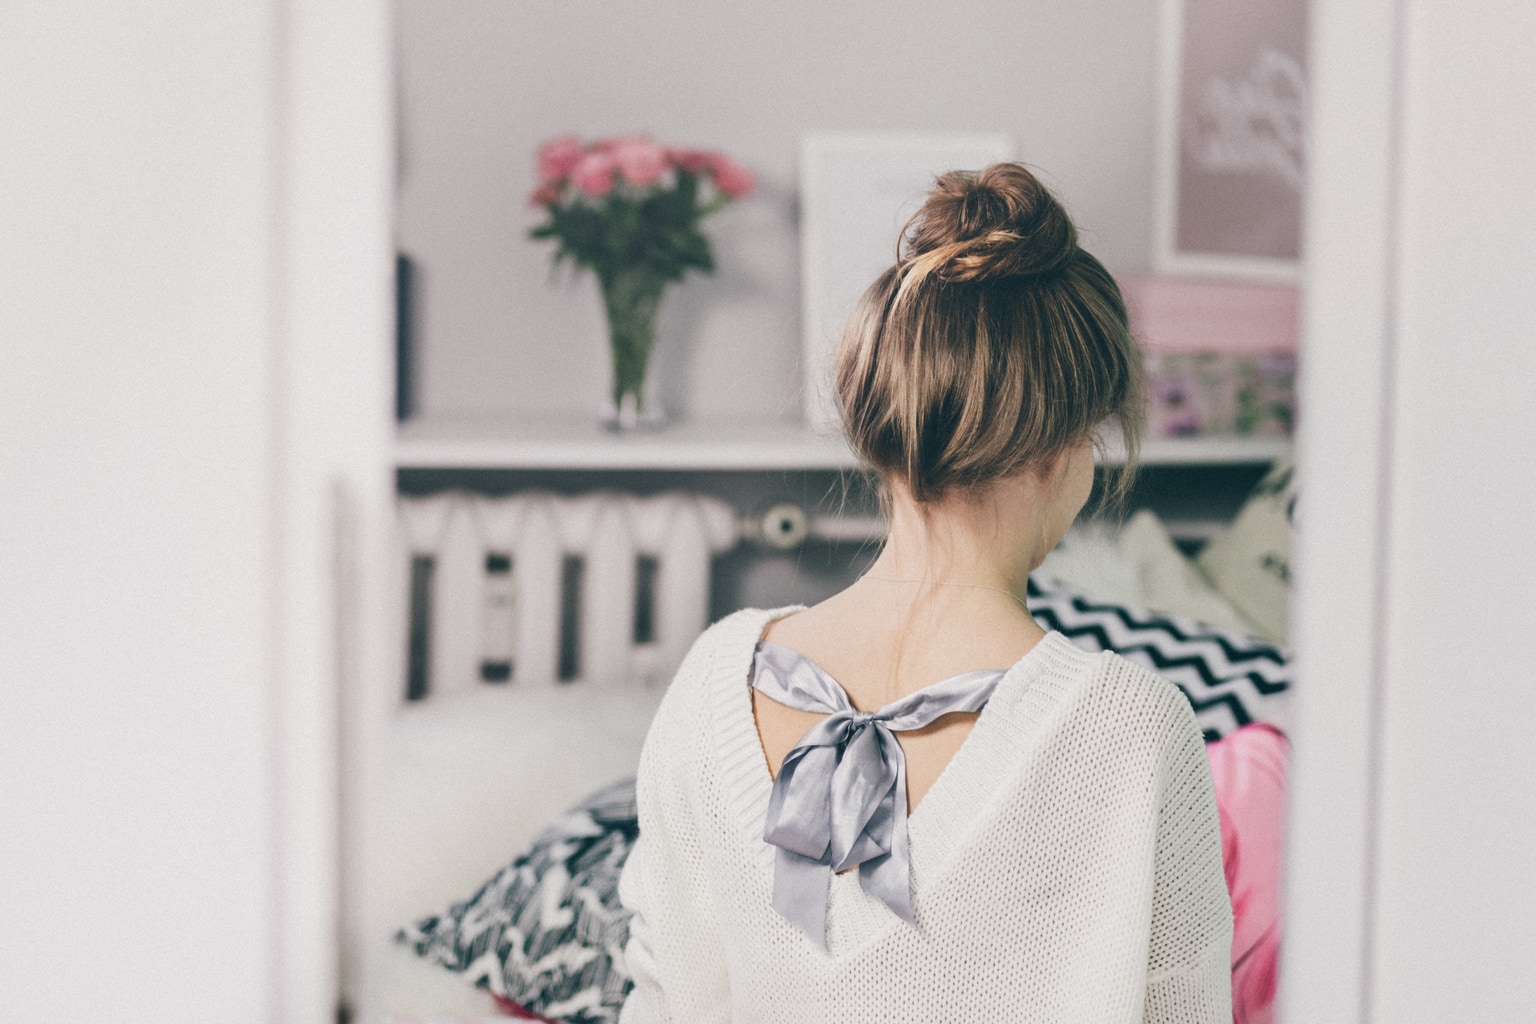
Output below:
[1119,276,1298,355]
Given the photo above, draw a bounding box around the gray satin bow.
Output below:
[751,641,1006,950]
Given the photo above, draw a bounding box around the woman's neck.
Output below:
[766,471,1068,706]
[868,476,1052,595]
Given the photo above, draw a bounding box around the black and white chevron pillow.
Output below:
[398,777,639,1024]
[1025,579,1291,742]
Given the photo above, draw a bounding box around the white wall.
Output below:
[0,6,278,1018]
[1284,1,1536,1020]
[1371,0,1536,1016]
[0,3,393,1022]
[395,0,1160,423]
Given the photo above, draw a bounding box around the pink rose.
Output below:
[536,136,584,184]
[527,181,564,207]
[611,139,669,187]
[595,135,645,153]
[570,150,617,197]
[668,148,713,174]
[707,153,756,199]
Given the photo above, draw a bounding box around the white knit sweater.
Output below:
[617,607,1232,1023]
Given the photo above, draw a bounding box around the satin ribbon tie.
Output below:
[751,641,1006,950]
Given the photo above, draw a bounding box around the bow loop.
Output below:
[828,724,900,868]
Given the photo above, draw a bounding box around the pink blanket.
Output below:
[1206,724,1288,1024]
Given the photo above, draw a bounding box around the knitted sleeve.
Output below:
[1142,678,1234,1024]
[617,639,732,1024]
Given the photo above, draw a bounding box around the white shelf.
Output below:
[1135,434,1291,466]
[395,416,859,471]
[395,416,1290,472]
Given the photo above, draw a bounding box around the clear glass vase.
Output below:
[598,267,668,432]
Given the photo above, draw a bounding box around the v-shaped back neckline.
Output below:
[718,608,1075,956]
[754,639,1011,715]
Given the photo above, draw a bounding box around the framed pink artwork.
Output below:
[1154,0,1309,282]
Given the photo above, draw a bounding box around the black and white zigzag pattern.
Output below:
[1025,579,1291,742]
[399,778,639,1024]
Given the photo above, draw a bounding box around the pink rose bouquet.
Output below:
[529,135,755,278]
[528,135,756,427]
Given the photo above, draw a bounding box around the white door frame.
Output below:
[270,1,395,1020]
[1280,0,1402,1020]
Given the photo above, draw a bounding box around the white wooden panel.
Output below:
[402,491,741,694]
[514,496,563,688]
[584,496,638,687]
[471,493,527,552]
[386,508,416,707]
[655,499,716,682]
[430,498,482,698]
[472,496,527,679]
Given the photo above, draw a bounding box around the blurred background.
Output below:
[391,0,1290,616]
[395,0,1158,422]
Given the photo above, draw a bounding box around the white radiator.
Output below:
[395,491,740,698]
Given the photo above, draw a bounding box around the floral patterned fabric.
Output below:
[399,778,639,1024]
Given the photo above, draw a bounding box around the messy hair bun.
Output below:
[898,163,1078,289]
[835,162,1142,504]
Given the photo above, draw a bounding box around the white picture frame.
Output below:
[799,132,1015,432]
[1153,0,1308,283]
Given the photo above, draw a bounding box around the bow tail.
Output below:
[857,752,916,925]
[772,846,831,951]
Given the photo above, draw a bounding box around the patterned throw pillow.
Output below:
[1195,452,1297,645]
[1025,580,1291,742]
[398,778,639,1024]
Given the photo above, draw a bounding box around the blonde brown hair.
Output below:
[834,163,1143,508]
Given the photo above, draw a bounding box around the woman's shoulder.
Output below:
[1044,638,1205,754]
[1036,633,1184,701]
[648,606,805,729]
[677,605,806,682]
[1095,646,1195,710]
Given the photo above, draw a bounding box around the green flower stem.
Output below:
[599,267,667,414]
